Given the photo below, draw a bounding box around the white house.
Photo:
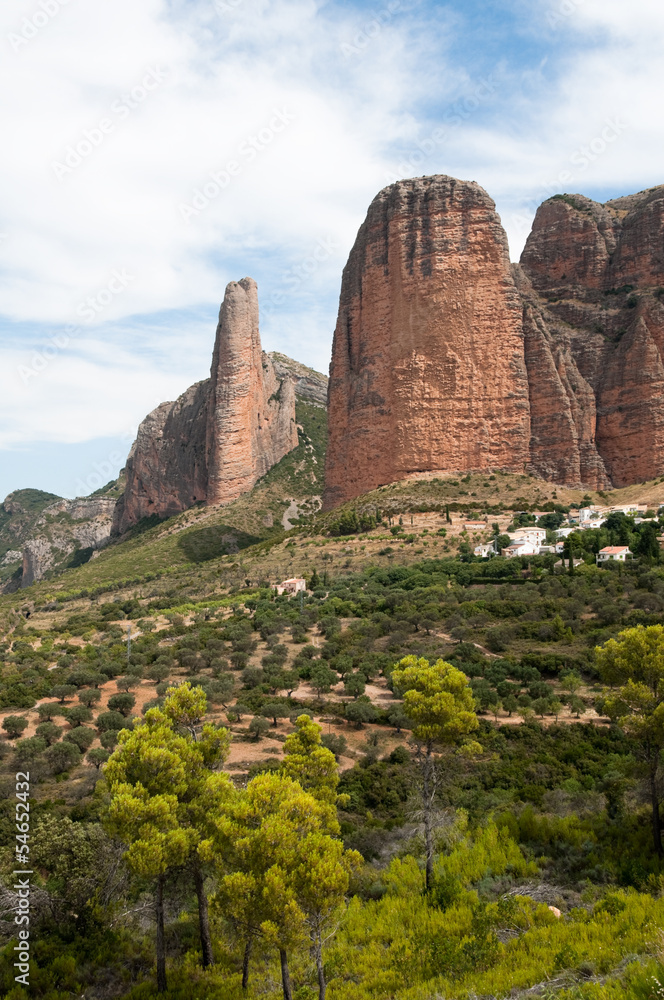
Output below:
[579,506,602,523]
[474,542,496,558]
[554,527,576,539]
[512,527,547,546]
[596,546,631,565]
[502,539,539,558]
[276,577,307,595]
[608,504,646,516]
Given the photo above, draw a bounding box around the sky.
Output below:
[0,0,662,500]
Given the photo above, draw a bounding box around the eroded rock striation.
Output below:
[325,177,664,506]
[520,187,664,488]
[113,278,298,534]
[324,176,532,508]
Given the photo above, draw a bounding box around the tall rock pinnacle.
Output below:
[113,278,298,534]
[207,278,297,504]
[323,175,531,509]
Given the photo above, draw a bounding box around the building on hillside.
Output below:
[474,542,496,558]
[554,527,576,539]
[512,527,547,546]
[464,521,487,531]
[275,577,307,595]
[596,546,631,565]
[608,504,646,516]
[502,539,539,558]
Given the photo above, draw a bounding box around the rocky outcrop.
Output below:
[268,352,328,407]
[520,186,664,487]
[2,496,117,589]
[324,176,531,508]
[113,278,299,534]
[325,178,664,506]
[1,490,116,590]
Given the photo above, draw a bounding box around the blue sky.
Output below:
[0,0,662,499]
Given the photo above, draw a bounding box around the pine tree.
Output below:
[105,683,233,989]
[391,656,480,891]
[596,625,664,855]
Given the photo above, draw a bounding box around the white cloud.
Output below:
[0,0,662,477]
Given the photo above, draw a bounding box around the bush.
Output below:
[87,747,110,769]
[322,732,348,759]
[344,672,367,699]
[64,727,96,751]
[261,702,290,726]
[35,722,62,745]
[37,702,60,721]
[249,716,270,740]
[50,684,77,703]
[45,740,81,774]
[14,736,47,764]
[63,704,93,727]
[2,715,29,739]
[78,688,102,708]
[96,711,128,733]
[107,692,136,716]
[100,730,119,750]
[346,699,378,728]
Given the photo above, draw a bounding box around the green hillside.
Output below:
[4,409,664,999]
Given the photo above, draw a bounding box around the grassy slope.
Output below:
[3,454,664,614]
[0,401,326,603]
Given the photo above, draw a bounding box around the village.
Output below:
[472,501,664,564]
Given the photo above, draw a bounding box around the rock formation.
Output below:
[520,187,664,488]
[268,352,328,407]
[325,178,664,507]
[113,278,298,534]
[324,176,532,508]
[0,493,117,591]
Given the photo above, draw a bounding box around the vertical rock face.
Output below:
[325,178,664,507]
[206,278,298,504]
[113,278,298,534]
[324,176,531,509]
[520,185,664,488]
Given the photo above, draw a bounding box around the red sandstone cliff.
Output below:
[113,278,298,534]
[324,176,531,509]
[325,178,664,506]
[520,185,664,488]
